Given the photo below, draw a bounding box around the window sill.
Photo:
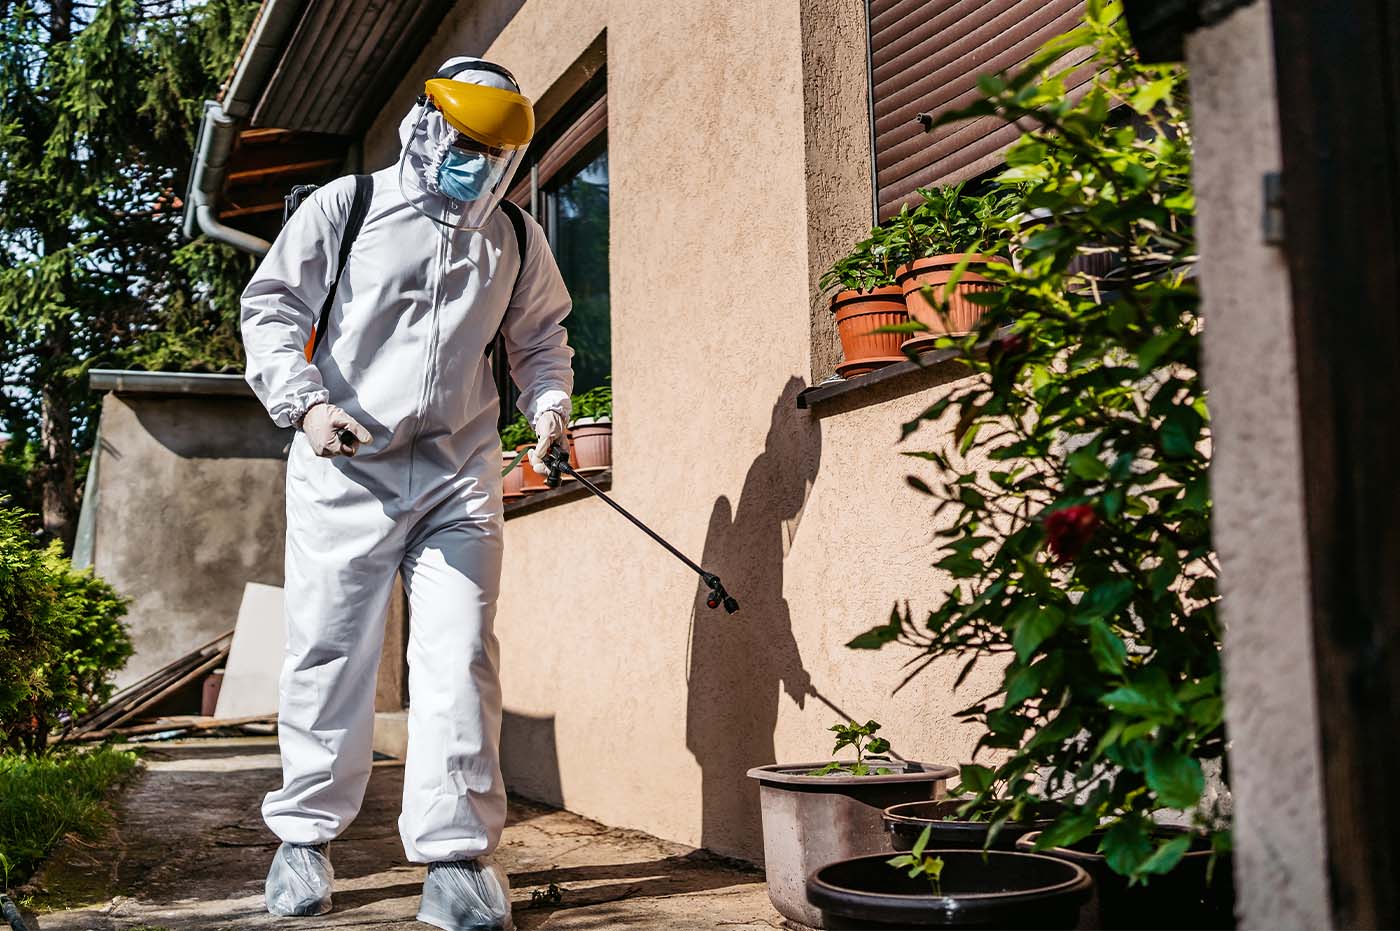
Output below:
[505,469,611,519]
[797,348,977,418]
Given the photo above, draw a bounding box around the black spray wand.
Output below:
[538,443,739,613]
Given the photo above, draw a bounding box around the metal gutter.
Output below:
[223,0,305,117]
[88,369,254,398]
[182,0,306,254]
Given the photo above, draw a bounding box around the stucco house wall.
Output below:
[362,0,1000,862]
[88,384,291,689]
[1186,4,1330,927]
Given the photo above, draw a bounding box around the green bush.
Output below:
[821,184,1016,294]
[0,746,138,888]
[849,2,1226,880]
[572,385,612,421]
[0,507,132,753]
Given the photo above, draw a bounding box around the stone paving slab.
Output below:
[26,738,791,931]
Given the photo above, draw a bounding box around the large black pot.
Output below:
[1017,829,1235,930]
[806,850,1092,930]
[884,799,1062,852]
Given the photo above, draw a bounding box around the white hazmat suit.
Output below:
[241,59,572,903]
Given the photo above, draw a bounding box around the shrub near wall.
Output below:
[0,507,132,752]
[852,1,1226,881]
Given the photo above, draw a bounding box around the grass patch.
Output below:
[0,747,139,889]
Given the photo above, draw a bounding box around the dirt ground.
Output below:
[23,737,791,931]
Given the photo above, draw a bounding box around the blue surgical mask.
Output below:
[436,148,493,202]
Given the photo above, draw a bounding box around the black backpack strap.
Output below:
[499,198,529,278]
[488,200,531,352]
[309,174,373,361]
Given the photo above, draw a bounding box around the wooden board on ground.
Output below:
[214,583,285,719]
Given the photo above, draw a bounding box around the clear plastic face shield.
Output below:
[398,76,533,231]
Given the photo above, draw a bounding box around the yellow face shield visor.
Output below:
[423,79,535,150]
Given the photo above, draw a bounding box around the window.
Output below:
[868,0,1089,220]
[494,83,609,425]
[541,143,610,394]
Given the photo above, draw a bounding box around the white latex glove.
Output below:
[527,409,567,472]
[300,402,372,458]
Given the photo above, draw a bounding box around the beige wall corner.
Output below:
[1187,4,1330,927]
[800,0,876,382]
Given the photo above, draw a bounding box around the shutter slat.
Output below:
[874,5,1085,134]
[869,0,956,45]
[872,0,1021,79]
[877,61,1095,216]
[869,0,1086,219]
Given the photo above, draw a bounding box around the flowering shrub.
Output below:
[849,2,1226,879]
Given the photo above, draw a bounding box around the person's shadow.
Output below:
[685,377,819,861]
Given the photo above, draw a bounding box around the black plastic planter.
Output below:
[884,799,1062,852]
[1018,829,1236,930]
[806,850,1092,930]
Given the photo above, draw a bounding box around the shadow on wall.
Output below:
[501,709,564,809]
[685,377,819,862]
[129,396,291,459]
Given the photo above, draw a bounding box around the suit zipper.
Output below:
[407,227,449,497]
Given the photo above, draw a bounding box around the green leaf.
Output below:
[1100,819,1153,876]
[912,824,932,858]
[1013,605,1064,661]
[1068,449,1110,481]
[1145,746,1204,808]
[1136,834,1193,877]
[1034,811,1099,850]
[958,763,996,794]
[1088,620,1127,673]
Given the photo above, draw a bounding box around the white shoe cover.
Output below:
[417,858,514,931]
[265,842,334,916]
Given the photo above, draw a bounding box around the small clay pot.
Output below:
[518,435,580,492]
[571,419,612,474]
[518,443,548,493]
[503,451,525,500]
[896,254,999,344]
[832,286,910,377]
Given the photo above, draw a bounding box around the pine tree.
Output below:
[0,0,258,547]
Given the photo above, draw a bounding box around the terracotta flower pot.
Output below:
[832,285,910,378]
[896,254,999,348]
[518,435,580,493]
[571,418,612,474]
[503,451,525,500]
[747,760,957,929]
[518,443,548,493]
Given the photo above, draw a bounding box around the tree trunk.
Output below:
[39,379,77,549]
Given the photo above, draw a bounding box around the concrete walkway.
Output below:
[27,738,788,931]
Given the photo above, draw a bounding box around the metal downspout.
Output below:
[183,100,271,256]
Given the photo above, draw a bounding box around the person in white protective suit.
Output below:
[240,57,573,930]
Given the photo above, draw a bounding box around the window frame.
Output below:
[492,75,609,430]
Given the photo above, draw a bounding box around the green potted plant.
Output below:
[883,774,1063,852]
[890,183,1014,351]
[569,384,612,474]
[819,225,912,378]
[849,9,1231,930]
[747,719,956,929]
[805,825,1091,930]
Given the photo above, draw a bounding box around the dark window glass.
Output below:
[544,143,610,394]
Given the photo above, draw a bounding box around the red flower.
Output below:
[1045,504,1099,563]
[994,332,1029,357]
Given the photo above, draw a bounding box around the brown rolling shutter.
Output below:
[870,0,1090,219]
